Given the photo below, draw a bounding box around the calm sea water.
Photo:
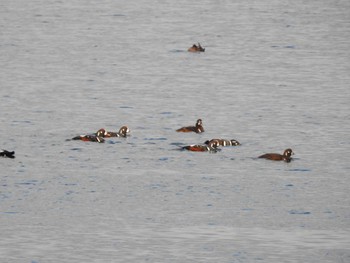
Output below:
[1,0,350,262]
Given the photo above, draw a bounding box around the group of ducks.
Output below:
[2,43,294,162]
[176,119,240,152]
[185,45,294,161]
[175,119,294,162]
[67,118,294,163]
[1,118,294,162]
[2,43,205,160]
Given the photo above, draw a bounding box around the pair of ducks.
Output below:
[177,119,294,162]
[72,126,130,143]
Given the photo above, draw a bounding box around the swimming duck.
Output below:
[0,150,15,158]
[259,148,294,162]
[188,43,205,52]
[176,119,204,133]
[182,140,220,153]
[71,129,105,143]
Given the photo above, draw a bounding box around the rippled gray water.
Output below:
[1,0,350,262]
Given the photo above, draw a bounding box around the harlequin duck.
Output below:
[71,129,105,143]
[204,139,240,147]
[258,148,294,162]
[182,140,220,152]
[188,43,205,52]
[0,150,15,158]
[99,126,130,138]
[176,119,204,133]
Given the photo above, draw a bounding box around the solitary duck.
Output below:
[204,139,240,147]
[176,119,204,133]
[188,43,205,52]
[182,140,220,153]
[0,150,15,158]
[98,126,130,138]
[258,148,294,162]
[71,129,105,143]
